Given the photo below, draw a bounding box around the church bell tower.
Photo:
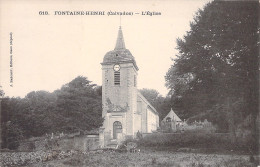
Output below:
[101,26,139,142]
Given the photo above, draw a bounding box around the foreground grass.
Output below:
[28,150,258,167]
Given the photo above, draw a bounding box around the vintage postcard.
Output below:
[0,0,259,166]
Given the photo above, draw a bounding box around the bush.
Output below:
[137,132,253,153]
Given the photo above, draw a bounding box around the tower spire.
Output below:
[114,26,126,50]
[120,15,121,27]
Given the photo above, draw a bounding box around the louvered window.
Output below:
[114,71,120,85]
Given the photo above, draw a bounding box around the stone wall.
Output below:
[1,134,100,166]
[18,134,99,152]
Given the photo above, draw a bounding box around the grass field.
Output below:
[3,132,257,167]
[28,149,258,167]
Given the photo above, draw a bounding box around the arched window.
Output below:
[166,117,171,122]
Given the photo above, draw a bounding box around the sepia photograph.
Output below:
[0,0,259,166]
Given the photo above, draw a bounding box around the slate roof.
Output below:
[102,26,138,70]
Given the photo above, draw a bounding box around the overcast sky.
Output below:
[0,0,210,97]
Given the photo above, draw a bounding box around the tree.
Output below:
[1,97,28,149]
[1,121,23,149]
[23,91,57,137]
[1,76,103,149]
[139,89,162,106]
[165,1,258,137]
[55,76,103,132]
[0,86,4,97]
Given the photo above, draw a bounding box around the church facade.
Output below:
[99,27,159,147]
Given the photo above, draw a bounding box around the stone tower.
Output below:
[101,26,139,143]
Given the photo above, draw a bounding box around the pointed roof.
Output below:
[102,26,138,70]
[114,26,125,50]
[162,108,182,122]
[137,91,158,115]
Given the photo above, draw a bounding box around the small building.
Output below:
[161,108,184,132]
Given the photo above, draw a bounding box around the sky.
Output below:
[0,0,210,98]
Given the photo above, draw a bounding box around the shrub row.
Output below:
[138,132,255,153]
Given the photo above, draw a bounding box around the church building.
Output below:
[99,27,159,147]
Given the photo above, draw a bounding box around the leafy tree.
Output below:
[94,86,102,97]
[0,86,4,97]
[1,121,23,150]
[1,97,24,149]
[139,89,162,106]
[165,0,258,138]
[55,76,103,133]
[1,76,103,149]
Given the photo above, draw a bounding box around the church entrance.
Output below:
[113,121,122,139]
